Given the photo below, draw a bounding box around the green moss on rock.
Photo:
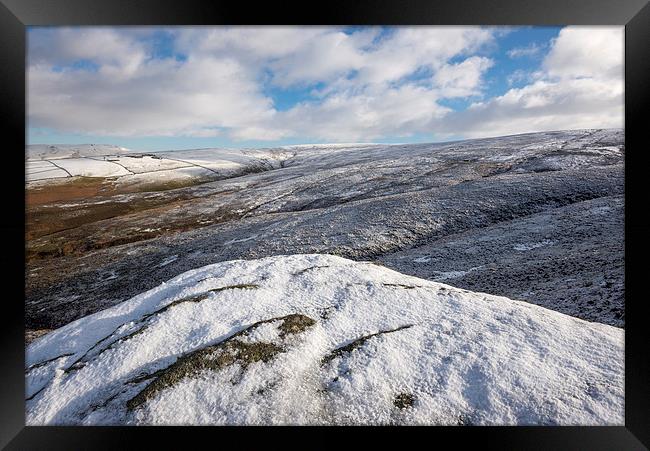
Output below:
[126,313,315,411]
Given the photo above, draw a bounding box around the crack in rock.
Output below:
[321,324,414,366]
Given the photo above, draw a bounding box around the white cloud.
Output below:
[29,53,278,138]
[352,27,494,86]
[29,28,149,78]
[433,56,494,98]
[28,26,497,141]
[506,69,544,86]
[543,26,623,80]
[436,26,624,138]
[439,77,623,138]
[507,42,543,58]
[27,26,623,143]
[274,84,450,141]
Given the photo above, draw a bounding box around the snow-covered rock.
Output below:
[26,254,623,426]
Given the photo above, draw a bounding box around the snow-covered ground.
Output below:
[26,129,625,330]
[26,144,294,183]
[26,254,623,426]
[51,158,133,178]
[25,160,69,181]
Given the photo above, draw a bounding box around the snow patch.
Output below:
[157,255,178,267]
[224,235,259,246]
[513,239,554,251]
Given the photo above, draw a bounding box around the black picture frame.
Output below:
[2,0,648,448]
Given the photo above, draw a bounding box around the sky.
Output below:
[27,26,624,151]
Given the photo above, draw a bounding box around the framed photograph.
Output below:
[2,0,648,448]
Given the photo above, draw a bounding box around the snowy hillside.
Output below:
[26,144,130,160]
[26,129,625,331]
[26,144,293,183]
[26,254,623,426]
